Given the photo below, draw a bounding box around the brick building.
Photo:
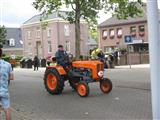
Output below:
[21,11,89,59]
[98,5,151,65]
[98,6,148,54]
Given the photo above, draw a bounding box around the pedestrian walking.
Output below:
[33,55,39,71]
[0,48,14,120]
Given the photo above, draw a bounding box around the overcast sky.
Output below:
[0,0,160,28]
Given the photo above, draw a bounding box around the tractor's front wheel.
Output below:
[100,78,112,94]
[44,69,64,95]
[76,81,89,97]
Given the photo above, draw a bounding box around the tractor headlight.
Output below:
[98,71,104,78]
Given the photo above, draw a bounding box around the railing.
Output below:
[119,52,149,65]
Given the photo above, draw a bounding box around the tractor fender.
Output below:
[47,66,66,75]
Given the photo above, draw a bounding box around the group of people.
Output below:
[90,48,105,60]
[89,47,120,68]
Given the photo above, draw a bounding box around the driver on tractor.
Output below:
[55,45,70,70]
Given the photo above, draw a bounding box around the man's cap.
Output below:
[58,45,63,48]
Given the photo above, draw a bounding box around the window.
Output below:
[64,25,70,36]
[28,43,32,53]
[139,25,145,32]
[27,31,31,39]
[130,26,136,32]
[47,29,52,37]
[102,30,107,39]
[104,46,114,53]
[139,25,145,37]
[109,29,114,38]
[65,41,70,52]
[9,38,15,46]
[130,26,136,37]
[20,40,23,45]
[48,41,52,53]
[36,30,41,38]
[117,28,122,38]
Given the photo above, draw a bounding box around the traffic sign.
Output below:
[124,35,133,44]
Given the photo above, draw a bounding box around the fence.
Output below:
[119,52,149,65]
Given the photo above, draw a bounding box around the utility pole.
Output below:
[147,0,160,119]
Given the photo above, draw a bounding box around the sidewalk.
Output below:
[115,64,150,69]
[1,108,28,120]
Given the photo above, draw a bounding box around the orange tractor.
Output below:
[44,60,112,97]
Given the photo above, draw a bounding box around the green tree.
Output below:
[0,25,7,48]
[33,0,143,58]
[89,24,98,42]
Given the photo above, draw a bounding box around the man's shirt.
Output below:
[55,50,68,64]
[0,60,12,97]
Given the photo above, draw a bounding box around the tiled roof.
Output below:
[3,28,22,48]
[98,15,147,28]
[23,11,67,25]
[98,4,150,28]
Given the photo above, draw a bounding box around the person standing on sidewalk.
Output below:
[0,48,14,120]
[33,55,39,71]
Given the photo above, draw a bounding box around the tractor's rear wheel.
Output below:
[100,78,112,94]
[76,81,89,97]
[44,69,64,95]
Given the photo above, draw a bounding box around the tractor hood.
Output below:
[72,60,103,69]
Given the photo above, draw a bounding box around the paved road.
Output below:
[8,67,152,120]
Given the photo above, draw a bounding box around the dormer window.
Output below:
[9,38,15,46]
[102,30,107,39]
[109,29,114,39]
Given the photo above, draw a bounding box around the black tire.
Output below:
[44,68,64,95]
[77,81,89,97]
[69,78,80,90]
[69,80,76,90]
[100,78,112,94]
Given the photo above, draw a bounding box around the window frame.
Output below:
[47,28,52,38]
[47,41,52,53]
[65,41,71,53]
[36,29,41,38]
[109,29,115,39]
[102,30,107,39]
[64,24,70,36]
[9,38,16,46]
[117,28,122,38]
[27,31,31,39]
[130,26,136,37]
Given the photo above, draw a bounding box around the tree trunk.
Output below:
[75,3,81,59]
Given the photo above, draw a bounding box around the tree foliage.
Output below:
[0,26,7,48]
[33,0,143,58]
[105,0,143,19]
